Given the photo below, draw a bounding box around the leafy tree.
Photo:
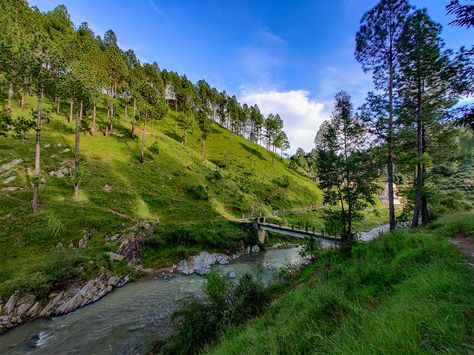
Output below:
[28,34,63,211]
[355,0,411,231]
[316,91,378,244]
[398,9,461,226]
[446,1,474,130]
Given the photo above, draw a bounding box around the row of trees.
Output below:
[0,1,290,212]
[314,0,473,240]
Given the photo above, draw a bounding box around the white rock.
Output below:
[1,187,18,192]
[44,144,50,148]
[63,148,70,153]
[3,175,16,184]
[15,295,35,317]
[106,252,124,261]
[3,290,20,315]
[228,271,237,278]
[0,159,23,174]
[251,245,260,253]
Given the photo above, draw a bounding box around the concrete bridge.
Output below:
[255,217,341,247]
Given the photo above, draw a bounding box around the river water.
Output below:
[0,247,304,354]
[0,224,389,354]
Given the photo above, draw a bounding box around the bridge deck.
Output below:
[258,222,341,247]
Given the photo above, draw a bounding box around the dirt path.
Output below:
[453,233,474,269]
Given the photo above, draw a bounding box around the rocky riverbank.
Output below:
[0,220,263,334]
[0,273,129,334]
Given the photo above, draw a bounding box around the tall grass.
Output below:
[205,212,474,354]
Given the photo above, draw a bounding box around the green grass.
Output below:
[0,95,323,299]
[205,212,474,354]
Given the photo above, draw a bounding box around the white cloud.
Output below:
[241,89,330,154]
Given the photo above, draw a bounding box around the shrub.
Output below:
[158,270,268,354]
[206,170,222,182]
[149,141,160,155]
[188,184,209,200]
[273,175,291,188]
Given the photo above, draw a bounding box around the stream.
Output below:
[0,247,304,354]
[0,224,389,354]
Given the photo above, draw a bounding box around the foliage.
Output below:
[12,115,35,139]
[148,141,160,155]
[316,91,379,241]
[157,270,268,355]
[208,213,474,354]
[188,184,209,200]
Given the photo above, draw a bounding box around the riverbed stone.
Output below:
[216,255,230,265]
[251,245,260,253]
[228,271,237,278]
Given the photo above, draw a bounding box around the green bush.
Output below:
[149,141,160,155]
[188,184,209,200]
[206,170,222,182]
[157,270,268,354]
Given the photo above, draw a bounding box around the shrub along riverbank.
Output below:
[154,212,474,354]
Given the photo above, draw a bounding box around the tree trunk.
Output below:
[20,94,25,110]
[92,105,96,135]
[73,100,83,199]
[69,99,73,124]
[56,96,60,114]
[125,102,128,118]
[387,59,396,231]
[7,83,13,112]
[183,128,187,146]
[411,83,423,228]
[421,123,430,224]
[32,86,43,212]
[105,108,110,136]
[202,139,205,159]
[140,113,147,163]
[132,98,136,139]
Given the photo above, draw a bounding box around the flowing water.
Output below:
[0,247,304,354]
[0,224,388,354]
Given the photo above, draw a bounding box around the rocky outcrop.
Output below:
[0,274,129,334]
[177,246,260,276]
[114,222,155,262]
[178,252,225,275]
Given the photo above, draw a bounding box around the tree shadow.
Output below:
[239,142,265,160]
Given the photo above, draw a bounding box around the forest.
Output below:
[0,0,473,354]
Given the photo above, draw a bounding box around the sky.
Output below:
[30,0,473,153]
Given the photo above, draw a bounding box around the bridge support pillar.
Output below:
[257,229,267,245]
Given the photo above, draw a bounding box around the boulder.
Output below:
[2,175,16,184]
[78,227,98,248]
[106,252,124,261]
[1,187,18,192]
[216,255,230,265]
[15,295,35,317]
[63,148,70,153]
[3,290,19,315]
[228,271,237,278]
[0,159,23,174]
[251,245,260,253]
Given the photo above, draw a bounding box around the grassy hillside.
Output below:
[0,96,323,298]
[206,212,474,354]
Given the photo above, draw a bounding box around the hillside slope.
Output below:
[0,96,322,298]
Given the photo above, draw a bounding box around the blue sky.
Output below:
[30,0,473,152]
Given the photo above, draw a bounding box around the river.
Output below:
[0,224,389,354]
[0,247,304,354]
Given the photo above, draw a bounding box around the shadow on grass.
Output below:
[239,142,265,160]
